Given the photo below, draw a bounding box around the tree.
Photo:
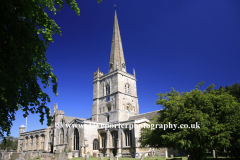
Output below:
[0,0,101,138]
[0,136,18,150]
[221,82,240,158]
[139,83,240,160]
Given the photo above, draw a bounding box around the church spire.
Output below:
[109,9,126,73]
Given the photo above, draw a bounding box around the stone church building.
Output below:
[17,10,167,158]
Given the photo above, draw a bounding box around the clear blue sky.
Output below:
[11,0,240,138]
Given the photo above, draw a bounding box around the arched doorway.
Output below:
[73,128,79,150]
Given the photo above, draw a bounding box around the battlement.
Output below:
[56,110,64,115]
[94,68,104,79]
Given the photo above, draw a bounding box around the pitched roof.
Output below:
[128,110,160,121]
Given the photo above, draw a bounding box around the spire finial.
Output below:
[114,5,116,11]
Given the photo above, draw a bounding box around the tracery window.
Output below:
[111,131,118,148]
[35,135,38,150]
[60,128,64,144]
[73,128,79,150]
[30,136,33,147]
[25,137,28,150]
[93,139,99,150]
[124,130,132,147]
[101,133,106,148]
[41,135,45,149]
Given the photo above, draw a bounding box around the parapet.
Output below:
[94,68,104,79]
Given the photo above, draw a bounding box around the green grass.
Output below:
[71,157,188,160]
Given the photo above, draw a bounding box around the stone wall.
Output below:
[0,150,71,160]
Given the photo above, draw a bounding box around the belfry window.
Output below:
[93,139,99,150]
[125,84,129,94]
[106,84,110,95]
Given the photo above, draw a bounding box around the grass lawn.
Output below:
[71,157,188,160]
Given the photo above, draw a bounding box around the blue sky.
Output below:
[11,0,240,138]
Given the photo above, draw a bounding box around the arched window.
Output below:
[107,115,109,122]
[111,131,118,148]
[101,133,106,148]
[30,136,33,147]
[93,139,99,150]
[41,135,45,149]
[124,130,132,147]
[106,84,110,95]
[107,103,111,112]
[25,137,28,150]
[74,128,79,150]
[35,135,39,150]
[59,128,64,144]
[126,103,131,111]
[125,84,130,94]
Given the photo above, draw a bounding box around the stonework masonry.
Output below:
[16,10,180,159]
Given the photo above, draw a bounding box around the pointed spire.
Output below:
[109,9,126,73]
[54,103,55,112]
[133,68,136,77]
[56,103,58,110]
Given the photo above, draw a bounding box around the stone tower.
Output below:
[92,10,139,122]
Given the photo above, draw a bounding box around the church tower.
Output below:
[92,10,139,122]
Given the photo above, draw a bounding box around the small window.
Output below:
[106,84,110,95]
[125,84,130,94]
[93,139,99,150]
[107,115,109,122]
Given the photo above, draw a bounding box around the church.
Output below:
[17,10,170,158]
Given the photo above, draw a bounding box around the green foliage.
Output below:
[139,82,240,160]
[0,0,81,138]
[0,136,18,150]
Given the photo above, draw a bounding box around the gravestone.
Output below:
[11,153,24,160]
[66,152,72,159]
[54,152,66,160]
[149,151,153,158]
[100,153,104,159]
[165,150,168,158]
[213,150,215,158]
[93,152,97,158]
[85,154,90,160]
[140,154,144,160]
[110,152,114,160]
[24,152,31,160]
[116,155,120,160]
